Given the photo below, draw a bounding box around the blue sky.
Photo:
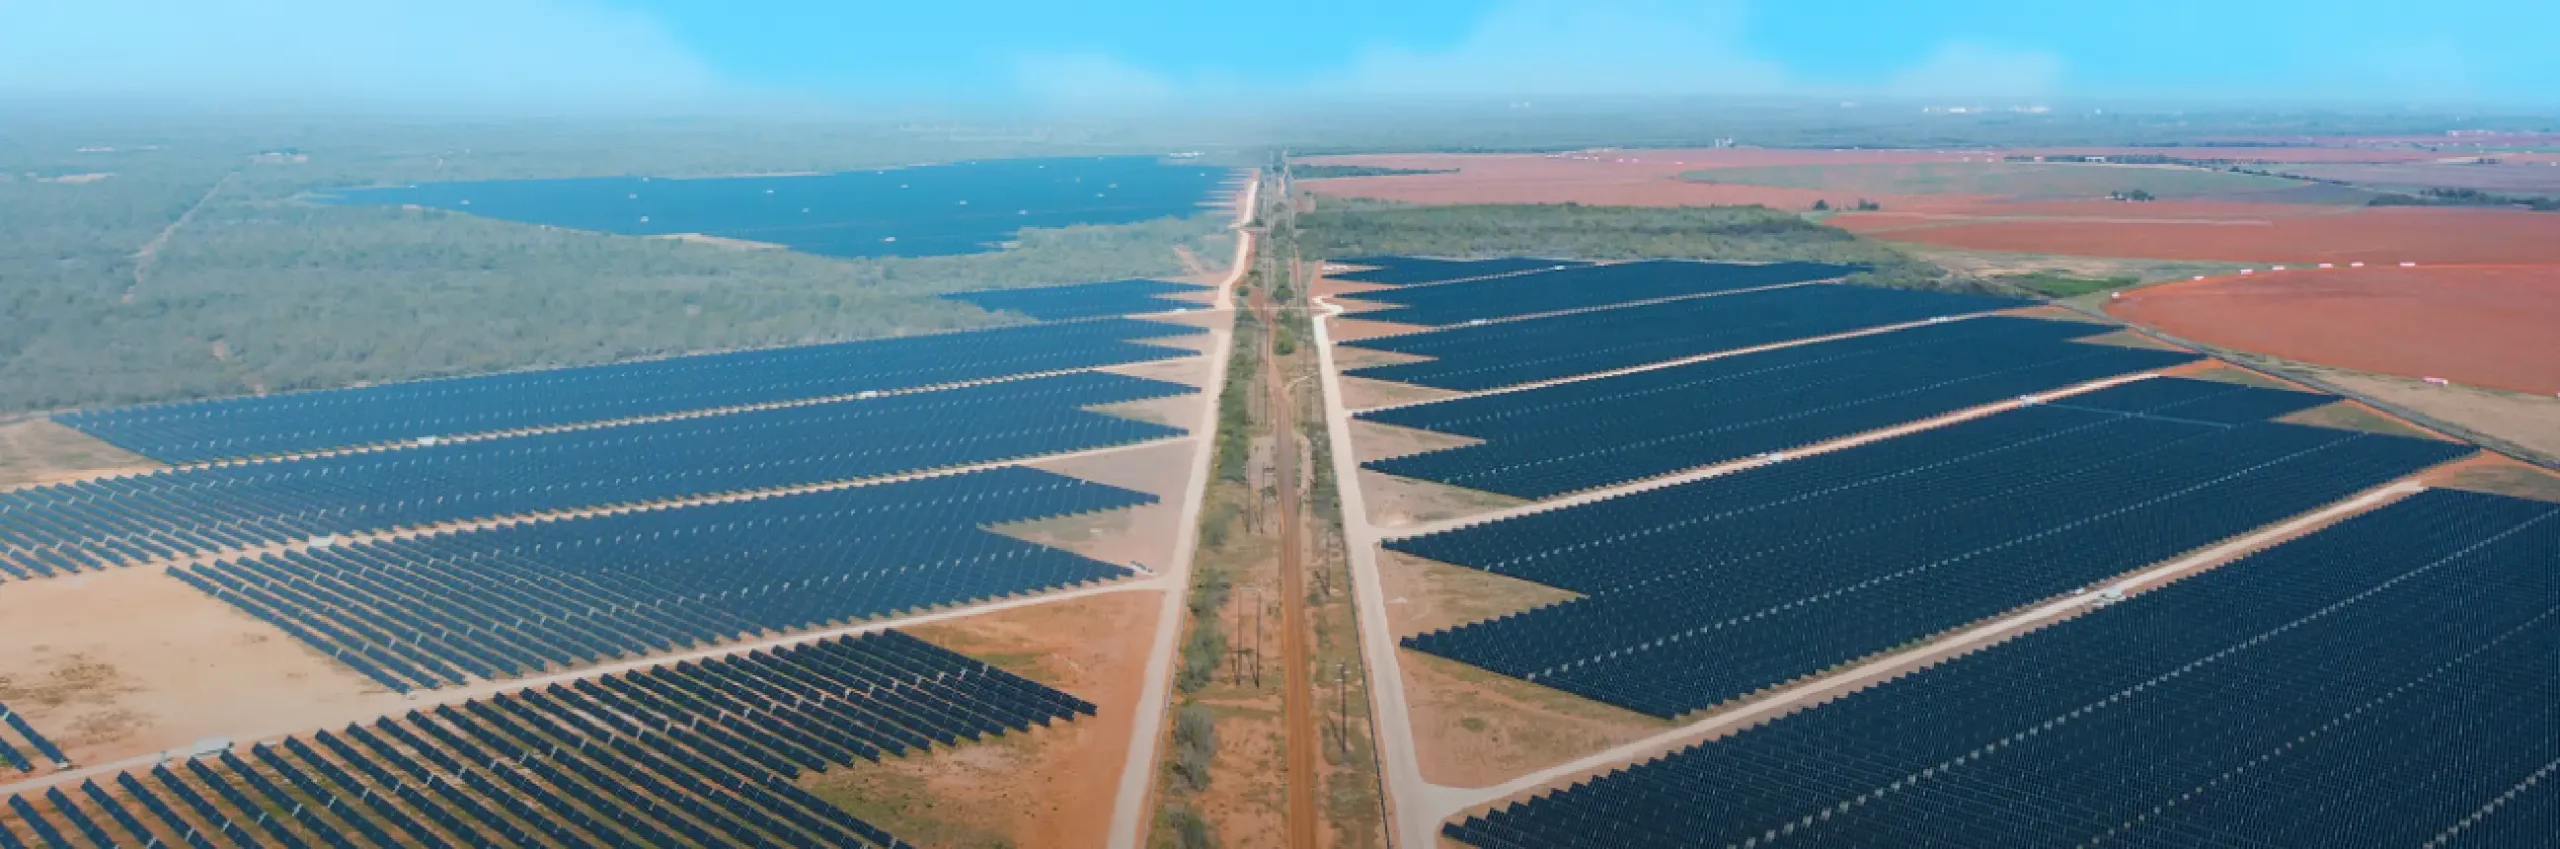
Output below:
[3,0,2554,109]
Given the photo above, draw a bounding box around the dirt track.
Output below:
[1249,283,1322,849]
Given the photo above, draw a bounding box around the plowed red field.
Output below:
[2109,264,2560,395]
[1837,205,2560,264]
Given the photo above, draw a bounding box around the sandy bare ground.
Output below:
[1327,317,1439,344]
[802,589,1160,849]
[1010,438,1200,571]
[2423,454,2560,502]
[1338,377,1464,412]
[2316,369,2560,462]
[1330,346,1429,372]
[1369,556,1665,789]
[647,233,788,250]
[0,568,400,770]
[0,420,160,491]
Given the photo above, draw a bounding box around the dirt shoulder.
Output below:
[802,589,1162,849]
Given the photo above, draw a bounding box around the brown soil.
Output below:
[1375,553,1576,641]
[2111,265,2560,394]
[1842,205,2560,264]
[2315,370,2560,462]
[1357,472,1522,533]
[0,419,160,490]
[1349,420,1479,463]
[1370,551,1663,789]
[1012,438,1201,571]
[1330,346,1429,372]
[2423,454,2560,503]
[1326,317,1437,344]
[1338,378,1464,414]
[0,568,398,768]
[802,590,1160,849]
[649,233,787,251]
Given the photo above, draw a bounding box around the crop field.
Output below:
[1297,149,2560,268]
[942,278,1207,321]
[327,157,1239,259]
[1342,284,2028,392]
[1446,488,2557,848]
[2110,264,2560,395]
[1681,161,2319,201]
[53,318,1200,464]
[1336,260,1862,328]
[1,372,1193,581]
[1,630,1088,848]
[1833,203,2560,264]
[2279,161,2560,193]
[1322,256,1591,287]
[1359,317,2201,499]
[1389,376,2470,718]
[172,467,1153,693]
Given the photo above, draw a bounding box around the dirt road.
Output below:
[1106,174,1259,849]
[1251,282,1322,849]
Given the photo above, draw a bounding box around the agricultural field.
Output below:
[1,173,1261,849]
[2109,264,2560,396]
[1680,160,2319,201]
[1307,251,2557,848]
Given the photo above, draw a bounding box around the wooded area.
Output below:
[1294,196,1971,292]
[0,121,1233,414]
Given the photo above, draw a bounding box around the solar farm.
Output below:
[1311,254,2559,847]
[0,192,1243,847]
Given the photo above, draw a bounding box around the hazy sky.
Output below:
[3,0,2554,109]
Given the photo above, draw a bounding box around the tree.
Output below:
[1811,199,1830,211]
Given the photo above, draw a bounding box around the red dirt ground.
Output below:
[1304,148,2560,267]
[1837,204,2560,264]
[2109,264,2560,395]
[1298,150,1987,211]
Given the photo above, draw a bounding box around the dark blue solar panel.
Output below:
[1446,489,2559,848]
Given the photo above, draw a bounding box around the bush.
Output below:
[1164,807,1217,849]
[1171,704,1219,792]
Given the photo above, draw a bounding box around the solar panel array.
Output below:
[1362,318,2201,499]
[1341,260,1863,327]
[171,466,1151,693]
[1,630,1090,849]
[53,318,1199,463]
[1323,256,1592,287]
[2,372,1190,582]
[942,278,1207,321]
[1343,284,2032,392]
[1445,488,2559,848]
[0,704,67,774]
[1394,378,2472,718]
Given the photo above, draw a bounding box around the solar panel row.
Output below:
[1400,389,2469,717]
[2,630,1088,849]
[53,318,1200,463]
[1323,256,1592,287]
[1362,318,2201,499]
[942,278,1206,321]
[1390,378,2337,582]
[1343,283,2032,391]
[171,466,1150,693]
[1342,260,1864,328]
[1,372,1190,581]
[1445,489,2560,848]
[0,703,66,773]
